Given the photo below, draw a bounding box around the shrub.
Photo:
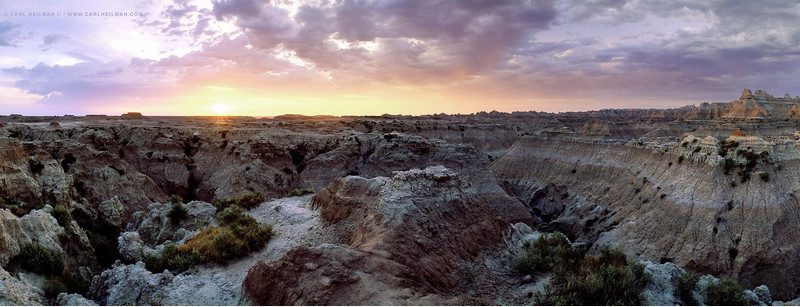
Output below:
[50,206,72,227]
[740,172,750,183]
[144,243,202,273]
[675,271,700,305]
[169,194,183,204]
[513,232,581,275]
[728,247,738,259]
[18,242,64,275]
[723,158,738,175]
[534,246,649,305]
[148,206,273,273]
[759,172,769,182]
[286,188,315,197]
[144,253,164,273]
[212,193,265,210]
[706,277,748,305]
[180,206,273,263]
[693,146,701,153]
[678,155,685,164]
[718,140,739,157]
[167,202,189,225]
[63,271,89,295]
[42,279,68,298]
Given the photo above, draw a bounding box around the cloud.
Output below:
[42,34,68,46]
[208,0,558,83]
[6,0,800,114]
[0,21,23,47]
[212,0,266,20]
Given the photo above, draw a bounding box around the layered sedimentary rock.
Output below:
[492,135,800,299]
[724,88,800,119]
[243,166,509,305]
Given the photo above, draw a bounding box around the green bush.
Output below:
[286,188,315,197]
[759,172,769,182]
[144,243,202,273]
[50,206,72,227]
[146,206,273,273]
[718,140,739,157]
[520,237,650,306]
[169,194,183,204]
[678,155,685,164]
[513,232,581,275]
[18,242,64,275]
[212,193,265,210]
[534,246,649,305]
[706,277,749,305]
[675,271,700,305]
[42,279,68,298]
[180,206,273,263]
[167,202,189,225]
[535,247,649,306]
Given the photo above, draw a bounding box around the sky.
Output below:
[1,0,800,116]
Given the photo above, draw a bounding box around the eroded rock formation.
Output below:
[243,166,509,305]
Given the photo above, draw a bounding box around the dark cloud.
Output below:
[220,0,558,82]
[212,0,266,20]
[42,34,67,46]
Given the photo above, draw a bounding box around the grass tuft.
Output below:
[286,188,315,197]
[212,193,265,210]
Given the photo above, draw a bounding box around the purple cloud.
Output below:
[0,21,23,47]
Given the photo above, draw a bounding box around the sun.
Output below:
[211,103,230,115]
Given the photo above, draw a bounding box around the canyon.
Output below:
[3,89,800,305]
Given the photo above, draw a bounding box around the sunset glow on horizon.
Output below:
[2,1,800,116]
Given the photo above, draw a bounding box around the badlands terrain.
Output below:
[3,89,800,305]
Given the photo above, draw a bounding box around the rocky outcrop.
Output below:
[0,137,52,207]
[243,166,510,305]
[0,207,64,266]
[639,261,685,305]
[639,261,772,306]
[0,266,43,305]
[244,244,421,305]
[298,133,533,225]
[724,88,800,120]
[118,200,217,263]
[125,201,216,246]
[56,293,98,306]
[88,262,174,305]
